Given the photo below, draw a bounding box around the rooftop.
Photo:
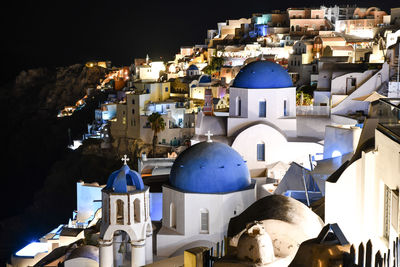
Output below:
[15,242,49,258]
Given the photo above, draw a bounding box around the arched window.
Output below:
[170,203,176,229]
[257,143,265,161]
[200,208,209,234]
[259,100,266,117]
[235,96,241,117]
[116,199,124,225]
[134,198,141,223]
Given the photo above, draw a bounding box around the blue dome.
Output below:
[105,164,145,193]
[199,75,211,84]
[232,61,293,89]
[187,65,199,71]
[170,142,250,193]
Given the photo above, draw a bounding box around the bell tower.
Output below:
[99,155,152,267]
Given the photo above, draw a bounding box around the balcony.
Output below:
[296,105,330,116]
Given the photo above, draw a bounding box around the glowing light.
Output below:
[331,150,342,158]
[68,140,82,150]
[16,242,49,257]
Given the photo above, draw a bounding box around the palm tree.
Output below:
[147,112,165,157]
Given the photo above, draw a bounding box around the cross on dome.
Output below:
[205,130,213,143]
[121,154,130,165]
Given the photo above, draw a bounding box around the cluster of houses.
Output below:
[10,4,400,267]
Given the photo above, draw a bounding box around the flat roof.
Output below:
[15,242,49,258]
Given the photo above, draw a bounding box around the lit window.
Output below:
[257,143,265,161]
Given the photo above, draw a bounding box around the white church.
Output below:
[194,60,323,176]
[156,140,256,257]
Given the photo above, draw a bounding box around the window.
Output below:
[384,185,391,240]
[134,198,141,223]
[200,209,209,233]
[284,100,288,116]
[165,87,169,92]
[257,143,265,161]
[170,203,176,229]
[132,108,135,114]
[132,99,135,105]
[116,199,124,225]
[236,96,241,116]
[259,100,266,117]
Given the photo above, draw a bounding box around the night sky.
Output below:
[1,0,399,83]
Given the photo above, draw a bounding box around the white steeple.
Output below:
[99,164,153,267]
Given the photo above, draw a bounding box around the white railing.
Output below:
[296,105,330,116]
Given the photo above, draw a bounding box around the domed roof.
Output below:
[105,164,144,193]
[169,142,250,193]
[232,61,293,89]
[187,65,199,71]
[199,75,211,84]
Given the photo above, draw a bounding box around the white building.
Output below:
[110,83,195,146]
[224,61,323,175]
[156,141,256,257]
[136,61,165,82]
[325,120,400,252]
[320,5,356,24]
[10,182,104,267]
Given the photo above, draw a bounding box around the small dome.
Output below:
[199,75,211,84]
[187,65,199,71]
[169,142,250,193]
[232,61,293,89]
[105,164,144,193]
